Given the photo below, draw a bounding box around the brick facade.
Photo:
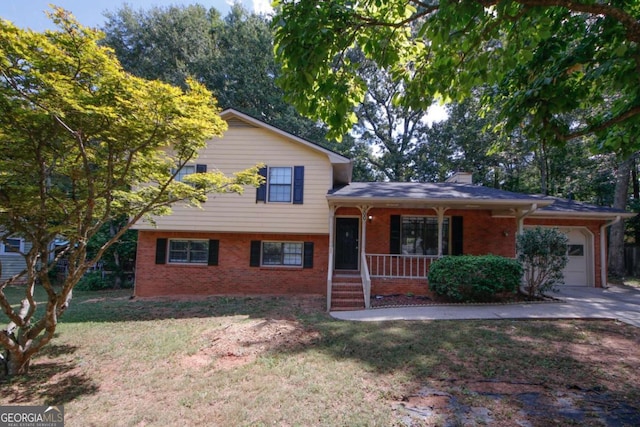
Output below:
[135,231,328,297]
[336,207,609,295]
[135,211,610,298]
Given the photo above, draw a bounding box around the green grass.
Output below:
[1,286,639,426]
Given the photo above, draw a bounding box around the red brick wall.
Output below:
[335,207,608,291]
[354,207,517,257]
[135,231,328,297]
[371,278,431,297]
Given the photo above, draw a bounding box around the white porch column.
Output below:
[357,205,371,261]
[434,207,448,257]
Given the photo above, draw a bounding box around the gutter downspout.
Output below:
[516,203,538,235]
[600,216,621,288]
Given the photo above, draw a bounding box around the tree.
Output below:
[352,56,432,181]
[517,227,569,297]
[102,4,328,144]
[102,4,375,182]
[273,1,640,149]
[0,9,261,377]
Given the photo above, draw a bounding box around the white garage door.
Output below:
[526,226,593,286]
[560,228,590,286]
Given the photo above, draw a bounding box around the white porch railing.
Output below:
[366,254,438,278]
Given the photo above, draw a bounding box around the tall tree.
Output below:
[273,0,640,151]
[352,58,431,181]
[103,4,327,144]
[0,9,260,377]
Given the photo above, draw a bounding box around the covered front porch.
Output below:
[325,180,550,311]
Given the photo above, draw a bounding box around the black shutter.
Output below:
[208,239,219,266]
[452,216,463,255]
[293,166,304,204]
[390,215,401,254]
[303,242,314,268]
[256,166,267,203]
[155,238,167,264]
[250,240,261,266]
[196,164,207,173]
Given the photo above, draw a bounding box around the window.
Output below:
[268,167,292,202]
[262,242,303,266]
[256,166,304,204]
[401,217,449,255]
[174,164,207,182]
[1,238,23,254]
[568,244,584,256]
[168,239,209,264]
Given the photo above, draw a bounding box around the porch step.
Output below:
[331,282,365,311]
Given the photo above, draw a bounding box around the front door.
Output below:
[335,217,359,270]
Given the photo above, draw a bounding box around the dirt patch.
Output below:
[182,317,321,370]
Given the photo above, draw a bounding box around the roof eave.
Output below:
[327,196,552,208]
[528,211,636,220]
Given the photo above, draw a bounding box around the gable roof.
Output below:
[219,109,352,184]
[328,182,634,219]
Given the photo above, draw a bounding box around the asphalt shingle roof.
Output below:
[328,182,632,216]
[328,182,543,201]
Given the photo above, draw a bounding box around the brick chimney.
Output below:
[445,171,473,184]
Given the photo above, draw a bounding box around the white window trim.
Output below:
[1,238,24,255]
[167,239,209,264]
[261,241,303,267]
[267,166,293,203]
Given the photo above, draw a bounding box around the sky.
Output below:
[0,0,273,31]
[0,0,448,123]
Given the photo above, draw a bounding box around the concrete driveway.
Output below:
[330,284,640,328]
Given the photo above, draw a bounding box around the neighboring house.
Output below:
[132,109,634,310]
[0,236,29,283]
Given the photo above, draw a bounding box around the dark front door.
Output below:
[335,217,359,270]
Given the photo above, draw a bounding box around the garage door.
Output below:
[561,228,590,286]
[525,226,593,286]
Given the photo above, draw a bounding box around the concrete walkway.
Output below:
[330,284,640,328]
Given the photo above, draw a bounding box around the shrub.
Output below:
[428,255,523,302]
[75,271,112,291]
[517,227,568,297]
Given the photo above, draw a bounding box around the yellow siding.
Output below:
[134,125,333,234]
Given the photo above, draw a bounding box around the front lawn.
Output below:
[1,288,639,426]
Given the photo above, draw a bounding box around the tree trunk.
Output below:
[633,159,640,244]
[109,221,122,289]
[608,155,633,278]
[1,348,31,378]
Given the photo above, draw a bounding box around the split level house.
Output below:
[133,109,634,311]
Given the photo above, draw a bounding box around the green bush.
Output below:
[517,227,568,297]
[428,255,523,302]
[75,271,112,291]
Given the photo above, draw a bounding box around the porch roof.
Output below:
[327,182,634,219]
[327,182,551,209]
